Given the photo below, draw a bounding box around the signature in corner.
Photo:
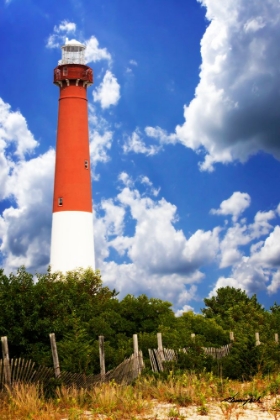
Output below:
[222,393,261,406]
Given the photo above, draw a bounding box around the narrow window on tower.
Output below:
[84,160,89,169]
[63,67,68,76]
[58,197,63,206]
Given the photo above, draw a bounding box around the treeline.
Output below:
[0,267,280,380]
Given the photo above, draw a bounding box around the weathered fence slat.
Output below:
[148,349,157,372]
[33,365,53,382]
[14,358,21,383]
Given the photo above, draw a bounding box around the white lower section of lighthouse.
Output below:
[50,211,95,273]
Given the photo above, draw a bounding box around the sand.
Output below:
[143,396,280,419]
[61,396,280,419]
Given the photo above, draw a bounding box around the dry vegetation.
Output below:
[1,373,280,419]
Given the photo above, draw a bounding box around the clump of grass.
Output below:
[135,375,192,406]
[168,406,185,419]
[5,383,55,419]
[220,402,239,420]
[197,404,208,415]
[90,382,149,418]
[56,385,91,409]
[269,374,280,396]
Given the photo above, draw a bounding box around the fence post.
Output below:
[133,333,139,356]
[157,332,165,367]
[49,333,61,378]
[255,332,261,346]
[133,334,140,375]
[230,331,234,341]
[1,336,11,387]
[99,336,106,381]
[157,332,163,351]
[275,333,279,344]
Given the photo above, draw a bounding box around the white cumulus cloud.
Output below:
[145,126,178,145]
[0,98,38,160]
[94,174,220,309]
[93,70,120,109]
[90,130,113,180]
[211,192,251,222]
[85,36,112,64]
[0,150,54,273]
[123,130,161,155]
[55,21,76,33]
[175,0,280,171]
[0,98,38,202]
[123,127,178,156]
[209,196,280,296]
[88,105,114,180]
[47,20,77,49]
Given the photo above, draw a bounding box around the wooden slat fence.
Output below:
[202,344,232,359]
[105,351,144,384]
[50,351,144,388]
[0,358,54,389]
[0,351,144,389]
[149,344,232,373]
[148,348,176,373]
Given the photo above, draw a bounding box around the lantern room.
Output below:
[59,39,86,65]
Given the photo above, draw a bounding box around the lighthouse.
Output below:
[50,39,95,273]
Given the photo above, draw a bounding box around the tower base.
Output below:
[50,211,95,273]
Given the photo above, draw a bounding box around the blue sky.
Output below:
[1,0,280,314]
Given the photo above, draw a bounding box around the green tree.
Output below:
[202,287,279,379]
[202,287,265,330]
[177,311,228,347]
[118,294,175,335]
[0,267,118,366]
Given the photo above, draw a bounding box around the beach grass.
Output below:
[0,372,279,419]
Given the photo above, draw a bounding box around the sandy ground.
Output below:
[142,397,280,419]
[64,396,280,419]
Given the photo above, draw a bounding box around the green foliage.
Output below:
[176,345,214,373]
[178,311,228,347]
[0,268,280,380]
[199,287,280,379]
[202,286,265,330]
[0,267,118,366]
[0,267,176,374]
[118,294,174,335]
[57,320,95,374]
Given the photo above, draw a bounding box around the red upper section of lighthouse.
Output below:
[52,61,93,214]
